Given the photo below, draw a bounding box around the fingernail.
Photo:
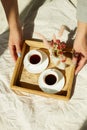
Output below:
[17,52,21,57]
[72,58,77,65]
[75,71,78,76]
[72,61,77,66]
[72,61,76,66]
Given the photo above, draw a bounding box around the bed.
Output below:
[0,0,87,130]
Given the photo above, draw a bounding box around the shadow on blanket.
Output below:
[0,30,9,56]
[80,119,87,130]
[22,0,46,39]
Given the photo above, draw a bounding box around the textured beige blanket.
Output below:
[0,0,87,130]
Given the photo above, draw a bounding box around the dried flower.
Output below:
[50,39,66,57]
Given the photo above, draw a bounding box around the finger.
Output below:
[72,57,78,66]
[15,42,22,58]
[75,57,86,75]
[9,45,17,62]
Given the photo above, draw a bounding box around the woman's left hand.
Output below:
[72,21,87,75]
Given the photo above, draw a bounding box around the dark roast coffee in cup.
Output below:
[27,50,42,66]
[45,74,57,85]
[29,54,41,64]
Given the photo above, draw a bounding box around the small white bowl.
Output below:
[23,49,49,74]
[38,68,65,93]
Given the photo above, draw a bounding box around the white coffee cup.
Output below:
[42,69,59,87]
[38,68,65,93]
[23,49,49,74]
[24,50,42,67]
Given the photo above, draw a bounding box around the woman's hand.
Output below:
[1,0,23,61]
[9,24,23,62]
[73,21,87,75]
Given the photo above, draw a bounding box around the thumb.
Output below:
[72,56,78,66]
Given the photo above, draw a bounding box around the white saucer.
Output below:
[38,69,65,94]
[23,49,49,74]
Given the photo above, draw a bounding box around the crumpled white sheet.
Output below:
[0,0,87,130]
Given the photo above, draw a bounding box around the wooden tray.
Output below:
[10,40,75,100]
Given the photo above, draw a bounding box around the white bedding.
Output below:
[0,0,87,130]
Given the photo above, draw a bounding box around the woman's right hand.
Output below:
[8,24,23,61]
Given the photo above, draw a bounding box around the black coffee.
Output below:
[30,54,41,64]
[45,74,57,85]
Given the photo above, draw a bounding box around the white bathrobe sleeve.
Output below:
[77,0,87,22]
